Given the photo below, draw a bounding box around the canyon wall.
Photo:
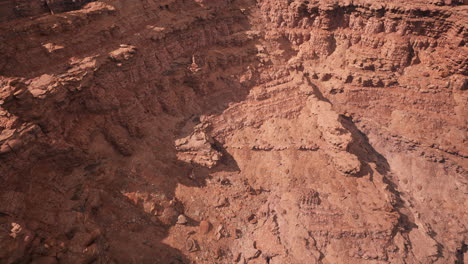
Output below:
[0,0,466,263]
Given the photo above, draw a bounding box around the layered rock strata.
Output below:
[0,0,467,263]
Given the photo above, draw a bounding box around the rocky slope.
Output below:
[0,0,467,263]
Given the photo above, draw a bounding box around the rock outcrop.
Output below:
[0,0,466,263]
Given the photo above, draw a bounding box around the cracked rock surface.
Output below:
[0,0,467,263]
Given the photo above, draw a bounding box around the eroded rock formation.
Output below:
[0,0,467,263]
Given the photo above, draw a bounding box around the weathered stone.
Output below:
[176,215,188,225]
[199,220,211,234]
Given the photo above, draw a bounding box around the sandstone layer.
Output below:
[0,0,467,263]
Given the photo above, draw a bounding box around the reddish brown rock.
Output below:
[199,220,212,234]
[0,0,466,263]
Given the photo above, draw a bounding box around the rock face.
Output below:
[0,0,96,22]
[0,0,467,263]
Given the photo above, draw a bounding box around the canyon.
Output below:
[0,0,467,263]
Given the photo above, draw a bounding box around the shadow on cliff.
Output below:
[0,0,259,263]
[339,115,418,235]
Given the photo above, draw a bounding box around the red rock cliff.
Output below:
[0,0,467,263]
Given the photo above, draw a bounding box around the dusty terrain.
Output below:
[0,0,467,263]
